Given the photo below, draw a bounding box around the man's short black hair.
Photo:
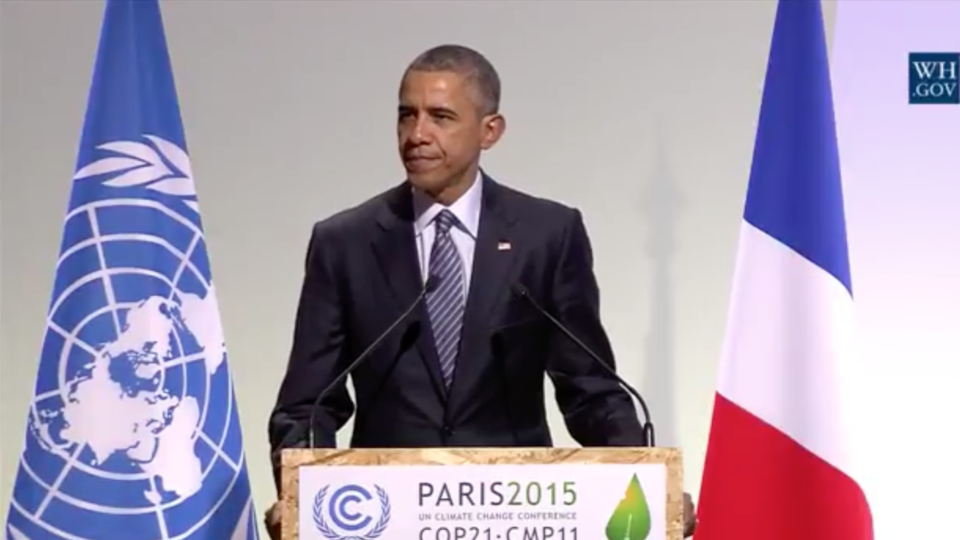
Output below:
[405,44,501,116]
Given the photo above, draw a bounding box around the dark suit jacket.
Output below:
[268,173,644,486]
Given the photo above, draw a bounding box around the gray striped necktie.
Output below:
[426,209,466,388]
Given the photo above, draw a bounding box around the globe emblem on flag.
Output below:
[11,136,250,540]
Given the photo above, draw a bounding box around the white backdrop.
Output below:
[2,2,957,540]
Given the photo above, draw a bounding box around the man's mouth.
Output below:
[404,156,440,170]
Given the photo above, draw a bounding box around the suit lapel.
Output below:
[370,183,448,402]
[446,175,520,414]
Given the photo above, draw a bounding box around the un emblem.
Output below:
[7,134,254,539]
[312,484,392,540]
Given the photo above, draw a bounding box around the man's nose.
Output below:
[407,115,432,143]
[411,128,428,146]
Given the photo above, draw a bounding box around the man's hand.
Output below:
[683,492,697,537]
[264,502,282,540]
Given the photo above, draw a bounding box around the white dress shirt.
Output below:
[412,172,482,296]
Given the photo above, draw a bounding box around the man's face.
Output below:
[397,70,502,196]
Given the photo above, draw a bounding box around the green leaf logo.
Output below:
[605,473,652,540]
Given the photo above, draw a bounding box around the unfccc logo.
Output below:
[312,484,391,540]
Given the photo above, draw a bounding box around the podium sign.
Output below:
[281,448,684,540]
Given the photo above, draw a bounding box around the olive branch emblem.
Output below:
[72,134,200,214]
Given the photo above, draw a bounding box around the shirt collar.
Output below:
[412,171,483,238]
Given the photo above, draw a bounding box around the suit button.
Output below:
[442,426,455,436]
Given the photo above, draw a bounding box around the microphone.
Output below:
[511,283,656,447]
[307,275,438,448]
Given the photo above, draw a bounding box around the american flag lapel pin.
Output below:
[497,241,512,251]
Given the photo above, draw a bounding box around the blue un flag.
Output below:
[4,1,259,539]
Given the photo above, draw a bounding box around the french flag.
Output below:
[694,1,874,539]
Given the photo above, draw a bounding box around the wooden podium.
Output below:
[280,447,684,540]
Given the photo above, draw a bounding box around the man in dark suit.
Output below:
[265,44,696,538]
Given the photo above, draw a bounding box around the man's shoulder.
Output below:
[307,183,401,240]
[492,179,582,226]
[305,177,585,241]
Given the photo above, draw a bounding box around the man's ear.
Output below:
[480,113,506,150]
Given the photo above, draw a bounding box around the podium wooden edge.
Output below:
[280,447,683,540]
